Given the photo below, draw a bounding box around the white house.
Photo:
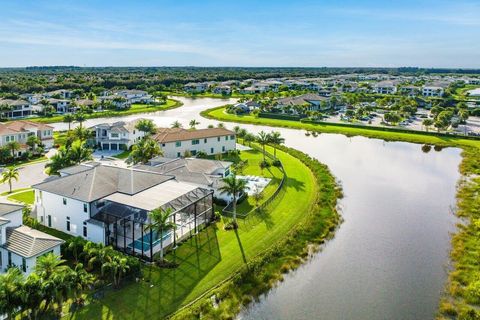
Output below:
[374,81,399,94]
[0,99,33,119]
[184,82,209,93]
[44,89,73,99]
[152,127,236,158]
[113,90,153,104]
[47,98,71,113]
[212,85,232,95]
[275,93,331,114]
[0,203,63,275]
[0,120,54,154]
[422,82,447,97]
[33,165,214,261]
[92,119,147,151]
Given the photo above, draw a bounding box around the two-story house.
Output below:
[0,203,63,275]
[152,127,236,158]
[0,99,33,119]
[422,82,448,97]
[92,119,146,151]
[0,120,54,155]
[275,93,331,114]
[374,81,399,94]
[113,90,153,104]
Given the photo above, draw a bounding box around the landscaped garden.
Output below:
[60,142,340,319]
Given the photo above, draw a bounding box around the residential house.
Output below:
[400,86,421,97]
[136,157,233,201]
[212,85,232,95]
[152,127,236,158]
[19,93,43,105]
[275,93,331,114]
[184,82,209,93]
[0,120,54,154]
[98,95,131,109]
[374,81,399,94]
[113,90,153,104]
[0,99,32,119]
[45,89,73,99]
[33,165,214,261]
[0,203,63,275]
[422,82,448,97]
[92,119,147,151]
[47,98,71,113]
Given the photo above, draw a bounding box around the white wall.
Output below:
[160,135,236,158]
[0,246,61,275]
[35,190,90,238]
[86,222,105,244]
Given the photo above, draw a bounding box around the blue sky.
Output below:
[0,0,479,68]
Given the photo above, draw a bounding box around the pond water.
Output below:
[52,97,462,319]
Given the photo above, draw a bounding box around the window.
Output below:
[230,135,235,140]
[83,203,88,213]
[133,130,136,134]
[22,258,26,272]
[83,222,87,237]
[217,137,220,142]
[162,143,166,147]
[222,146,226,152]
[63,198,67,205]
[210,148,214,153]
[96,200,105,208]
[192,139,200,145]
[191,150,197,156]
[204,138,207,143]
[225,136,228,141]
[175,141,181,147]
[111,133,119,138]
[177,152,181,157]
[47,215,51,227]
[0,250,2,267]
[8,252,12,266]
[66,217,71,231]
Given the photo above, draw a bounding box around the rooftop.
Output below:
[152,127,234,144]
[3,225,64,258]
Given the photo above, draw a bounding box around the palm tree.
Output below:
[135,119,156,136]
[244,133,255,147]
[70,263,94,305]
[75,113,86,128]
[171,120,182,128]
[67,237,85,264]
[26,135,40,152]
[68,140,93,164]
[218,173,249,227]
[269,131,284,158]
[22,273,44,320]
[128,137,163,164]
[34,253,68,280]
[70,126,92,142]
[1,166,19,193]
[147,207,176,262]
[0,268,24,319]
[7,141,20,159]
[39,99,51,117]
[102,255,130,288]
[45,147,69,175]
[217,123,225,128]
[256,131,271,162]
[238,128,247,143]
[63,114,75,131]
[189,119,200,129]
[422,118,434,132]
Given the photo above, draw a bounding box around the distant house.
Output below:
[0,203,64,275]
[0,120,54,154]
[113,90,153,104]
[20,93,43,105]
[184,82,209,93]
[232,101,260,113]
[212,85,232,95]
[400,86,421,97]
[45,89,73,99]
[374,81,399,94]
[76,99,96,109]
[422,82,448,97]
[98,95,131,109]
[47,98,71,113]
[0,99,32,119]
[152,127,236,158]
[275,93,331,114]
[92,119,147,151]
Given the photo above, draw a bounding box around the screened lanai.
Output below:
[90,183,214,262]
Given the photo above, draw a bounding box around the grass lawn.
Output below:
[0,187,32,196]
[112,150,131,160]
[7,189,34,205]
[64,144,317,320]
[22,99,182,124]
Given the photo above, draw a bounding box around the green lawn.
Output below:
[112,150,131,159]
[7,189,34,205]
[64,144,316,320]
[23,99,182,124]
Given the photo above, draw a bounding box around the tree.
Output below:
[75,113,86,128]
[252,185,264,206]
[383,112,401,125]
[269,131,284,158]
[218,173,249,227]
[189,119,200,129]
[422,118,434,132]
[135,119,156,136]
[26,135,40,152]
[102,255,130,288]
[45,147,69,175]
[67,237,85,264]
[1,166,19,193]
[171,120,182,128]
[22,273,44,320]
[63,114,75,131]
[128,137,163,164]
[244,133,255,147]
[7,141,20,158]
[147,207,176,262]
[70,263,94,305]
[34,253,68,280]
[256,131,271,162]
[238,128,247,143]
[0,268,24,319]
[217,123,225,128]
[39,99,51,117]
[68,140,93,164]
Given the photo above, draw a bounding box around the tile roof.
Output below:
[0,120,53,136]
[152,127,234,144]
[275,93,328,106]
[0,203,24,217]
[33,165,174,202]
[3,225,64,258]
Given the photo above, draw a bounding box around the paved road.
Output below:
[0,161,51,194]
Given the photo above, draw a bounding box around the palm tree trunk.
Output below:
[160,227,164,261]
[9,180,12,193]
[233,193,237,226]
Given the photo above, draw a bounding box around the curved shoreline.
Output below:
[202,105,480,318]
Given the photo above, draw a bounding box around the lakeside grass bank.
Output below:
[19,99,182,124]
[202,105,480,318]
[63,144,340,319]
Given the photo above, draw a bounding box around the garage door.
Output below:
[111,144,118,150]
[102,143,109,150]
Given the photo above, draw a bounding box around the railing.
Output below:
[222,143,287,219]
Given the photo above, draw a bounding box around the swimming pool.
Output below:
[128,230,172,251]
